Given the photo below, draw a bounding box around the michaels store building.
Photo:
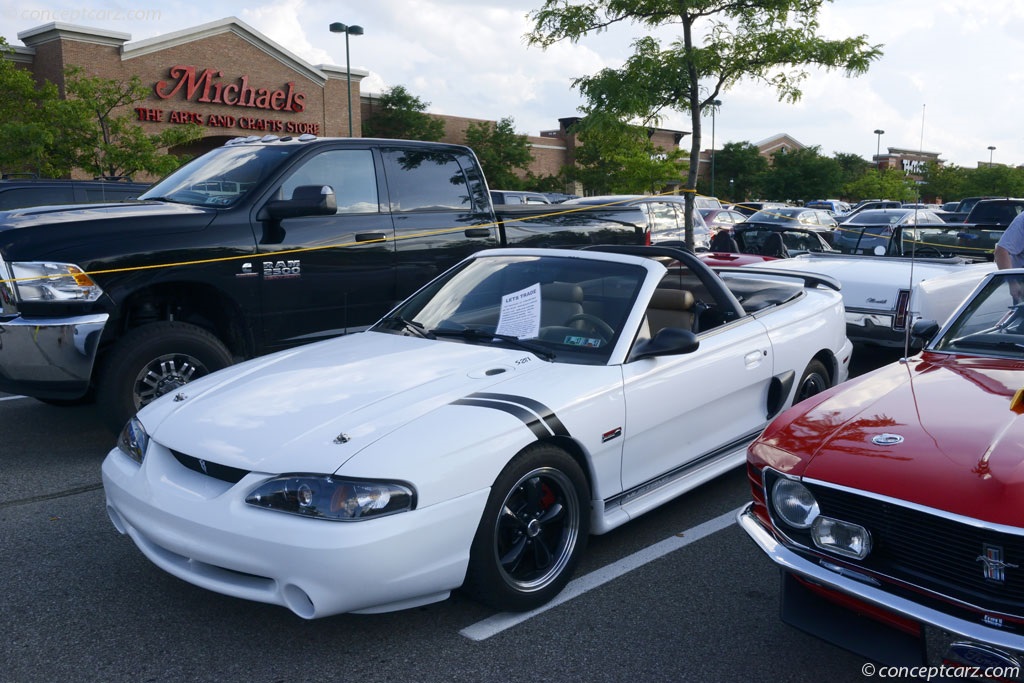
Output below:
[8,16,368,158]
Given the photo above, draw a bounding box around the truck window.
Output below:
[381,149,471,212]
[0,186,76,209]
[280,149,379,213]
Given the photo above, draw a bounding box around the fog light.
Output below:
[812,516,872,559]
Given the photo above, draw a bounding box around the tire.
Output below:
[95,321,234,432]
[463,444,590,611]
[795,359,831,404]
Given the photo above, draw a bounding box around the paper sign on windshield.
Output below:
[496,283,541,339]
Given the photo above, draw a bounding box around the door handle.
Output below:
[355,232,388,242]
[464,228,493,238]
[744,350,765,367]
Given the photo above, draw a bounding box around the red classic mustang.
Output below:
[740,268,1024,675]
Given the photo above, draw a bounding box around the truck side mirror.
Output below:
[262,185,337,219]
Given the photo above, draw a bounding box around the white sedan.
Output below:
[102,246,852,618]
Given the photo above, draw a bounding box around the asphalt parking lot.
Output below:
[1,345,904,683]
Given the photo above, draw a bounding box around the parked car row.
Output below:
[11,164,1024,674]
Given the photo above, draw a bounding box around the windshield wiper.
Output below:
[431,327,556,361]
[379,315,435,339]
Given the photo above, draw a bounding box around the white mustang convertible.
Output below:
[102,246,852,618]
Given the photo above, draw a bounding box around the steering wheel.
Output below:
[913,245,945,258]
[562,313,615,341]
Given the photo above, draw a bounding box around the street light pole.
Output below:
[873,129,885,161]
[329,22,364,137]
[710,99,722,197]
[988,145,996,166]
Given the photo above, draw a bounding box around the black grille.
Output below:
[809,483,1024,616]
[171,450,249,484]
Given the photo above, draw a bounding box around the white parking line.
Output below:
[459,505,741,641]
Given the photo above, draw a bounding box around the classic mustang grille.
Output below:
[809,483,1024,616]
[171,449,250,484]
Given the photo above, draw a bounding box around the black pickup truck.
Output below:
[0,135,646,429]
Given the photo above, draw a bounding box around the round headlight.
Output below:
[771,478,820,529]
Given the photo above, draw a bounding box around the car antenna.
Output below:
[901,104,927,364]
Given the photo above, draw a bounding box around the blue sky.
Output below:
[3,0,1022,167]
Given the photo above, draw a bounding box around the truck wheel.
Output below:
[96,321,234,432]
[795,359,830,404]
[463,444,590,611]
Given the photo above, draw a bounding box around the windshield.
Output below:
[140,144,301,207]
[933,274,1024,358]
[373,254,648,364]
[747,208,800,223]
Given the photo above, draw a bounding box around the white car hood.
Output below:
[143,332,547,473]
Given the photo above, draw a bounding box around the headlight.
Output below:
[117,416,149,464]
[245,476,415,521]
[10,261,103,302]
[771,478,820,529]
[812,516,872,559]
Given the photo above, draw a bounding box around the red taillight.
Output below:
[893,288,911,330]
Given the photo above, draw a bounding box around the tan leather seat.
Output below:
[646,288,695,334]
[541,282,585,327]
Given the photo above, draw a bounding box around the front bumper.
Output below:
[0,312,108,398]
[738,503,1024,670]
[102,440,489,618]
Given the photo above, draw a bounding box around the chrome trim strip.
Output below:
[607,429,762,507]
[738,504,1024,654]
[801,475,1024,538]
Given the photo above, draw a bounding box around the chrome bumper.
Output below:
[737,503,1024,657]
[0,313,108,397]
[845,309,916,347]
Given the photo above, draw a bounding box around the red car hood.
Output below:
[773,353,1024,525]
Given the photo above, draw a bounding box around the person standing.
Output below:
[995,211,1024,300]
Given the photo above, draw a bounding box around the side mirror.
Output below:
[263,185,337,219]
[911,319,940,342]
[631,328,699,360]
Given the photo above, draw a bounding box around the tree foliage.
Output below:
[565,114,686,195]
[362,85,446,141]
[528,0,883,247]
[760,146,844,202]
[0,45,199,179]
[703,141,768,201]
[60,67,202,178]
[0,38,67,176]
[463,117,534,189]
[842,168,918,203]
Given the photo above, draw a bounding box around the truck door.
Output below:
[256,146,396,351]
[380,147,498,301]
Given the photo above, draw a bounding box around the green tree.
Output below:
[709,141,768,202]
[362,85,445,141]
[528,0,882,248]
[0,38,67,176]
[464,117,534,189]
[842,168,917,202]
[832,152,871,192]
[60,67,201,178]
[566,114,686,195]
[761,146,843,202]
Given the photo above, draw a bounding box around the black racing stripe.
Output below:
[451,398,550,439]
[468,392,569,436]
